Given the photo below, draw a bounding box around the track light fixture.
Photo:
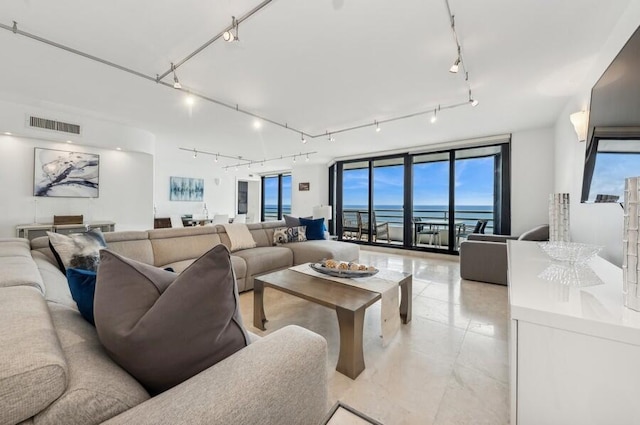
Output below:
[305,154,310,162]
[468,90,479,107]
[223,16,239,42]
[215,154,219,162]
[193,149,197,158]
[301,133,307,144]
[449,57,460,73]
[430,108,438,124]
[375,121,381,132]
[328,134,335,142]
[171,63,181,89]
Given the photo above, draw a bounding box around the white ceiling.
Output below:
[0,0,634,170]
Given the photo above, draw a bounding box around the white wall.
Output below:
[0,135,153,237]
[291,164,329,217]
[153,137,245,219]
[553,1,640,265]
[510,127,556,235]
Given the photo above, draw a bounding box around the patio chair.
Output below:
[413,217,440,246]
[456,219,488,247]
[360,211,390,243]
[342,211,360,239]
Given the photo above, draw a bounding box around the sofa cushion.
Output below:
[66,268,98,325]
[233,246,293,290]
[518,224,549,241]
[273,226,307,244]
[0,255,46,293]
[47,229,107,273]
[37,303,149,425]
[0,286,67,425]
[222,224,257,252]
[31,250,76,308]
[148,227,221,267]
[104,231,154,265]
[94,246,250,394]
[285,240,360,265]
[299,217,326,240]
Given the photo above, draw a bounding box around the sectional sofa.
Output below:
[0,221,359,425]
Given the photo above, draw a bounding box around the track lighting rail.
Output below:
[180,147,318,169]
[1,0,478,143]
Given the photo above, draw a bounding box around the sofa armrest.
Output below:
[467,234,518,243]
[104,325,328,425]
[459,240,508,285]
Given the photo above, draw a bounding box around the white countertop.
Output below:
[508,240,640,346]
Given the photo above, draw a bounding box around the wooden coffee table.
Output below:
[253,268,412,379]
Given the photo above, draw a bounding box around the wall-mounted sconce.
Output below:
[570,110,589,142]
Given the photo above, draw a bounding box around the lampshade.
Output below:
[569,111,589,142]
[312,205,332,222]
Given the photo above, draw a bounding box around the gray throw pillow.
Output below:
[284,214,312,228]
[518,224,550,241]
[94,245,250,394]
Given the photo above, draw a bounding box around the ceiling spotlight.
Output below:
[375,121,381,133]
[185,95,195,106]
[293,156,297,163]
[223,16,239,42]
[3,132,12,135]
[224,167,228,173]
[171,63,181,89]
[215,154,219,163]
[305,154,310,162]
[328,134,335,142]
[449,57,460,73]
[248,162,251,169]
[235,166,239,172]
[261,161,265,166]
[253,119,262,129]
[116,147,122,151]
[301,133,307,144]
[193,149,198,158]
[66,140,73,144]
[430,109,438,124]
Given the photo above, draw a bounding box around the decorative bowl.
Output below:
[309,263,379,278]
[538,242,603,264]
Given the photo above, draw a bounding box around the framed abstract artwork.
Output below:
[170,176,204,201]
[33,148,99,198]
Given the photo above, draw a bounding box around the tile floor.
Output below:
[238,248,510,425]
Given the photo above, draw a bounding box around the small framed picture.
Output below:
[299,182,310,191]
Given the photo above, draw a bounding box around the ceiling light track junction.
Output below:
[1,0,478,143]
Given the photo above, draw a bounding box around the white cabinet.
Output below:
[508,241,640,425]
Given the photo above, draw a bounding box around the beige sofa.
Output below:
[0,221,359,424]
[30,220,360,293]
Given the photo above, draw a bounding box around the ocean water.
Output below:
[264,204,493,229]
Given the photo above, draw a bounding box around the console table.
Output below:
[16,221,116,241]
[508,240,640,425]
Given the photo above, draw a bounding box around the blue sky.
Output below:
[342,156,495,206]
[589,153,640,201]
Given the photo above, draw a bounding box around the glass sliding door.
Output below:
[282,175,292,216]
[261,174,291,221]
[453,146,500,250]
[340,161,369,240]
[262,176,279,221]
[412,153,451,250]
[372,157,404,245]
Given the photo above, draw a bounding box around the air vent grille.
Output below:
[29,116,81,135]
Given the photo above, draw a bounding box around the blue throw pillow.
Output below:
[66,268,97,325]
[300,217,325,240]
